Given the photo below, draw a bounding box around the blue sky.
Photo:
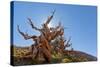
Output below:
[12,1,97,57]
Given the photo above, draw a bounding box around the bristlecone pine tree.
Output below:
[17,10,72,63]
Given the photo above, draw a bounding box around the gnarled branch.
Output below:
[45,10,56,25]
[27,18,41,31]
[17,25,33,40]
[64,37,71,49]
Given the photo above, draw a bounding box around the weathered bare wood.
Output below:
[17,10,72,63]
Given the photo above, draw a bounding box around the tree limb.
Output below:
[27,18,41,31]
[17,25,32,40]
[64,37,71,49]
[45,10,56,26]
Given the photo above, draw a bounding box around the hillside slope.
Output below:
[11,46,97,65]
[63,50,97,62]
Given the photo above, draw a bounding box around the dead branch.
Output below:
[45,10,56,25]
[64,37,71,49]
[17,25,32,40]
[17,25,38,40]
[27,18,41,31]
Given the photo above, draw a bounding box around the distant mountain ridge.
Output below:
[63,50,97,61]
